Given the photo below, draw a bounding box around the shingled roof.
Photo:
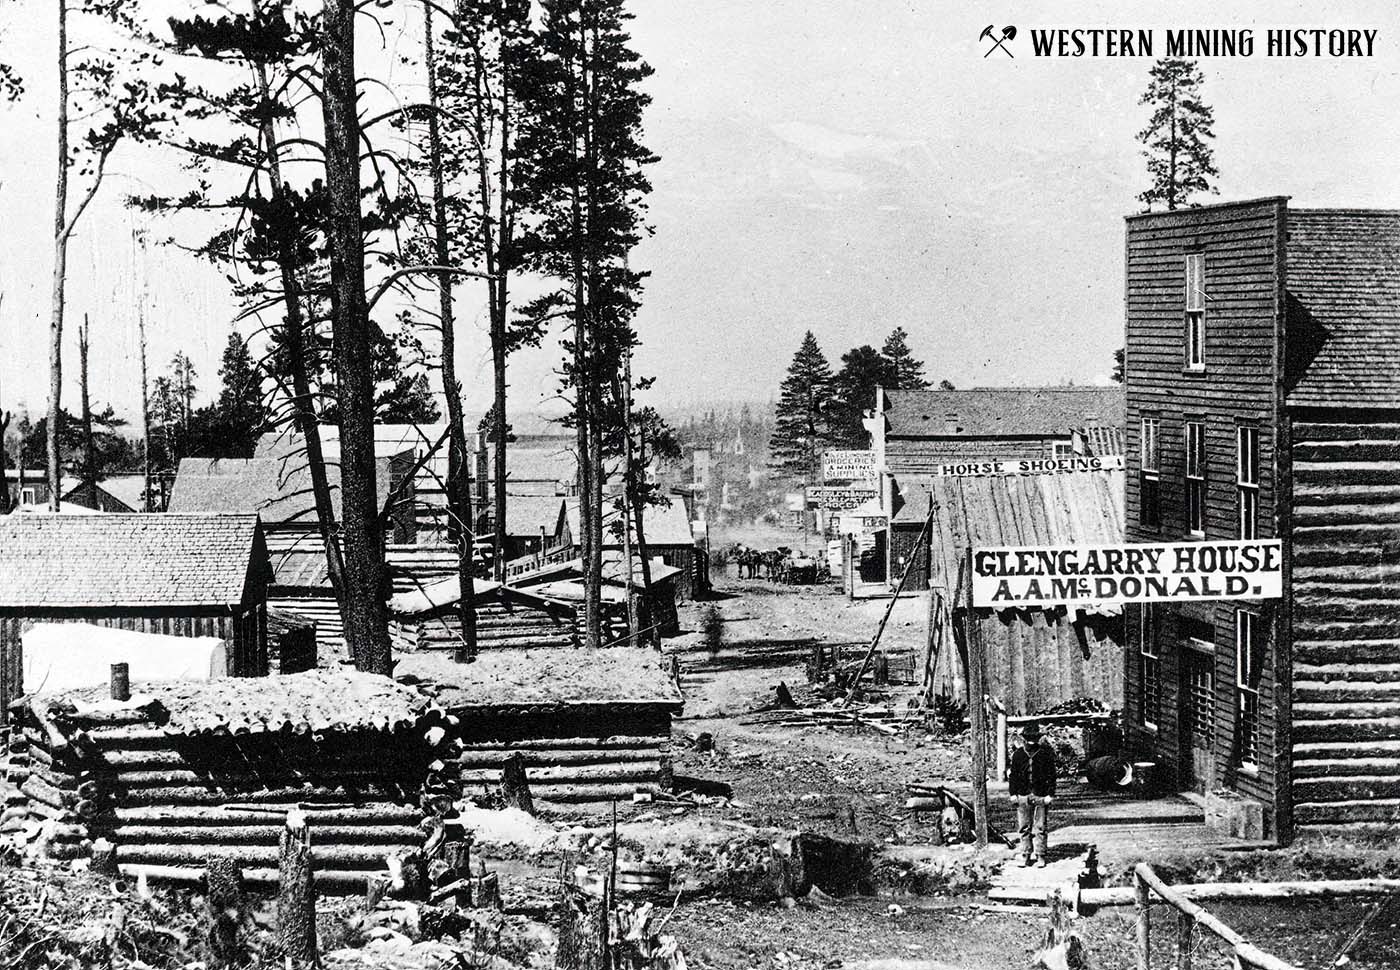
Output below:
[882,387,1125,438]
[1286,209,1400,408]
[0,514,264,608]
[167,455,394,523]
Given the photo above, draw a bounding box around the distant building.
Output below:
[0,514,273,718]
[1123,198,1400,841]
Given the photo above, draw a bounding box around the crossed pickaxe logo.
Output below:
[980,24,1016,57]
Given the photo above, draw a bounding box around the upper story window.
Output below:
[1238,426,1260,540]
[1185,253,1206,370]
[1185,420,1206,536]
[1052,441,1075,460]
[1140,417,1161,529]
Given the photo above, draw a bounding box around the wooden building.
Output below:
[907,469,1126,714]
[501,494,571,562]
[1123,198,1400,840]
[0,514,272,718]
[6,671,441,890]
[569,498,706,602]
[396,648,683,804]
[389,579,581,652]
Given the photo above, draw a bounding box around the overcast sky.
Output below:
[2,0,1398,427]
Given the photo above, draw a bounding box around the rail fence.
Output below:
[1132,862,1297,970]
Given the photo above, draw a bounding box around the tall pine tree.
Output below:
[1137,59,1218,211]
[829,345,891,447]
[769,331,835,482]
[881,327,929,389]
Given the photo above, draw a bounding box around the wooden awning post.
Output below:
[963,545,989,849]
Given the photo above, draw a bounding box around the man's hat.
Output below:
[1020,721,1042,740]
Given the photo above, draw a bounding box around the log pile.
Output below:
[456,735,675,804]
[6,671,452,892]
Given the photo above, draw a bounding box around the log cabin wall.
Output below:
[391,591,580,652]
[1289,409,1400,829]
[1123,198,1287,830]
[453,708,675,804]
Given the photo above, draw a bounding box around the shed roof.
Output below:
[891,470,1124,604]
[168,456,394,523]
[396,647,683,711]
[35,669,432,736]
[0,514,264,608]
[488,440,577,490]
[566,497,694,549]
[1286,209,1400,408]
[505,495,568,538]
[882,387,1125,438]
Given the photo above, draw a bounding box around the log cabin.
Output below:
[388,579,582,652]
[1123,198,1400,841]
[396,648,683,805]
[0,514,273,719]
[5,670,444,891]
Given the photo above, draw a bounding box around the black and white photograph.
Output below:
[0,1,1397,967]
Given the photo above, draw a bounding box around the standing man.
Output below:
[1009,721,1056,867]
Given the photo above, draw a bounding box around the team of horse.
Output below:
[724,544,829,584]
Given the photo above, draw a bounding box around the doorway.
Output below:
[1179,637,1217,793]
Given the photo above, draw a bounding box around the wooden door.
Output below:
[1179,641,1216,792]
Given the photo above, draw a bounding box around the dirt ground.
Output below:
[653,569,1400,970]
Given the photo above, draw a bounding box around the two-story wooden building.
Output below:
[1123,197,1400,841]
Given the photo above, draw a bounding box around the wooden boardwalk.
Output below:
[971,780,1267,902]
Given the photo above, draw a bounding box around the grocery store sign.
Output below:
[808,486,879,511]
[971,539,1283,608]
[932,455,1125,477]
[822,450,876,482]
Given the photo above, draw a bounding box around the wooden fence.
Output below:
[1132,862,1297,970]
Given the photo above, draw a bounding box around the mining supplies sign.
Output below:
[932,455,1125,477]
[971,540,1284,608]
[808,486,879,511]
[823,450,876,482]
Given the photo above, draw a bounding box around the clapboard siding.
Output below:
[1289,412,1400,830]
[1123,199,1286,823]
[886,437,1069,474]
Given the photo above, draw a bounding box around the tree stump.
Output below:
[555,853,605,970]
[205,854,245,968]
[277,808,317,967]
[500,752,535,814]
[90,836,118,877]
[873,652,890,687]
[806,643,826,683]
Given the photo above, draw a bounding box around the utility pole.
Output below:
[79,314,95,506]
[136,230,152,511]
[963,545,989,848]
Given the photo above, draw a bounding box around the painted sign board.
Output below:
[822,450,876,482]
[808,486,879,511]
[932,455,1125,477]
[971,539,1284,608]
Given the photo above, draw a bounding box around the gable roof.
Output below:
[882,387,1125,438]
[1286,209,1400,408]
[0,514,263,608]
[168,456,394,523]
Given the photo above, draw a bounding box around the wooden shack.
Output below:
[0,514,273,719]
[911,469,1126,714]
[389,578,581,651]
[6,671,443,890]
[396,648,683,804]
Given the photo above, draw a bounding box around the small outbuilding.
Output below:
[388,578,581,652]
[7,670,444,890]
[0,514,273,719]
[397,648,684,804]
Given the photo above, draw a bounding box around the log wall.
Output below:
[1289,410,1400,831]
[7,700,437,891]
[453,709,674,804]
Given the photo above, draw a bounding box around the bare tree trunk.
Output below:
[48,0,69,512]
[424,1,478,663]
[79,314,94,504]
[322,0,392,675]
[136,265,152,511]
[0,297,11,515]
[254,61,349,619]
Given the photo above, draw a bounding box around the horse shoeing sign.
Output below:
[822,450,876,482]
[931,455,1125,477]
[971,539,1284,608]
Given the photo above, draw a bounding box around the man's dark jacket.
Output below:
[1009,743,1056,798]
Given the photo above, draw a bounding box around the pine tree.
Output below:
[1138,59,1218,211]
[215,331,268,456]
[830,345,892,447]
[881,327,929,389]
[769,331,835,482]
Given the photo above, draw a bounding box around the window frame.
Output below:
[1185,420,1206,537]
[1139,416,1161,530]
[1236,609,1262,771]
[1052,441,1075,460]
[1184,253,1206,371]
[1183,638,1216,747]
[1237,426,1260,541]
[20,486,36,506]
[1140,603,1161,731]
